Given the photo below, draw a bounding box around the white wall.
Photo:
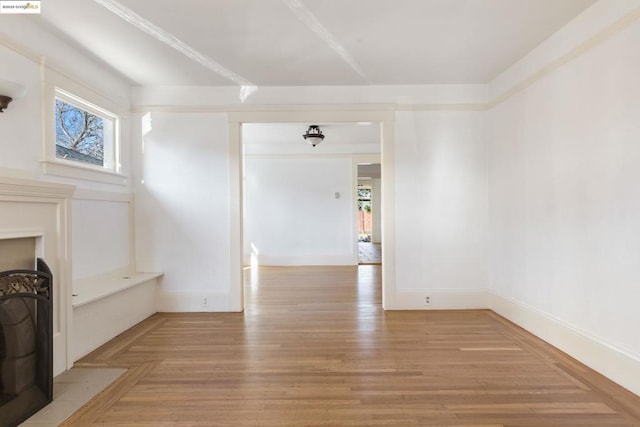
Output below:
[0,16,132,189]
[135,112,232,311]
[1,19,138,372]
[71,198,131,280]
[0,44,42,175]
[1,19,136,279]
[244,157,354,266]
[394,111,488,301]
[132,80,492,305]
[488,4,640,395]
[0,20,135,288]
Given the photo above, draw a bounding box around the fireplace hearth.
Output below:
[0,259,53,427]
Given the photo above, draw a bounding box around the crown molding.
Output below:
[0,29,41,63]
[488,3,640,108]
[396,103,487,111]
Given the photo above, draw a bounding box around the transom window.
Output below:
[54,89,118,171]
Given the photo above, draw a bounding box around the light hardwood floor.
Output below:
[66,266,640,426]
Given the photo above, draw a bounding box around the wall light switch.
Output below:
[335,192,340,199]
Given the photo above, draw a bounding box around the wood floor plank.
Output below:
[78,314,168,364]
[63,266,640,426]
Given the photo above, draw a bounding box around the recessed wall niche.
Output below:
[0,238,36,272]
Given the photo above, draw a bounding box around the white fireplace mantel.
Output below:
[0,174,76,200]
[0,173,75,375]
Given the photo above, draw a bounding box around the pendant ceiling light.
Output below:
[303,125,324,147]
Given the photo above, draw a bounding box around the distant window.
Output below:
[54,90,118,170]
[358,184,372,242]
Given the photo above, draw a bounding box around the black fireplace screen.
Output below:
[0,259,53,427]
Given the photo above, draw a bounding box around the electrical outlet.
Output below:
[202,297,208,307]
[424,295,432,306]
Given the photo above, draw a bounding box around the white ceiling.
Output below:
[37,0,596,86]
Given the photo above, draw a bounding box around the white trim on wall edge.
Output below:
[390,289,488,310]
[73,188,132,202]
[0,174,75,199]
[133,104,397,114]
[156,290,232,312]
[489,291,640,397]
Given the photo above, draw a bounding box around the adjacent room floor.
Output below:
[358,242,381,264]
[44,265,640,425]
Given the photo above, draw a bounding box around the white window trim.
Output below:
[42,64,128,186]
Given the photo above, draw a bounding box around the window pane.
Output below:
[55,99,105,167]
[357,186,372,199]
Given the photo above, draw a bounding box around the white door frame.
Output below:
[227,108,396,311]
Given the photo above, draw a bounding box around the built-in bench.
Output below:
[72,272,162,308]
[71,271,162,360]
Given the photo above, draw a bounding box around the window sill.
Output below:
[41,160,127,186]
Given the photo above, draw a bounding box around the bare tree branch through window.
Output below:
[55,99,105,164]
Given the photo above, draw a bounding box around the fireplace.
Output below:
[0,259,53,427]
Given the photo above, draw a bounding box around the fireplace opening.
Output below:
[0,259,53,427]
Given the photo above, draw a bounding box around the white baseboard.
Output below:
[390,288,488,310]
[156,289,233,312]
[489,291,640,397]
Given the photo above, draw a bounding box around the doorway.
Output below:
[356,164,382,265]
[228,109,396,311]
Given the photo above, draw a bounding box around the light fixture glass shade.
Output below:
[0,79,27,113]
[0,79,27,99]
[303,125,324,147]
